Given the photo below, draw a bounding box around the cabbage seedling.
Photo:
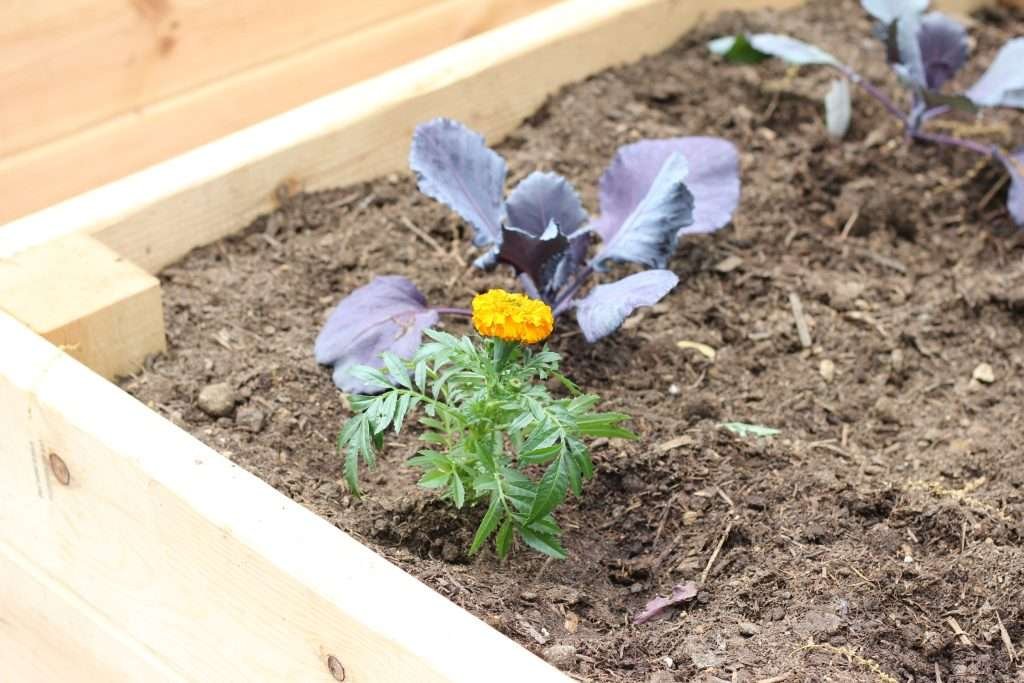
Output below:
[709,0,1024,226]
[317,118,741,393]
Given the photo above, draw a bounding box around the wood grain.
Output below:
[0,0,561,223]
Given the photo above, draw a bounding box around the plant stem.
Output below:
[552,264,595,316]
[835,64,907,123]
[433,307,472,317]
[911,130,999,159]
[835,64,1004,162]
[518,273,541,300]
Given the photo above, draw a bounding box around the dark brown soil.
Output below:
[122,1,1024,680]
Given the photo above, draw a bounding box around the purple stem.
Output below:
[518,273,541,300]
[911,130,999,159]
[834,64,907,124]
[834,64,1001,161]
[433,307,472,317]
[552,264,595,316]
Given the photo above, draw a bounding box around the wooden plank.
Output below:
[0,541,184,683]
[0,311,569,682]
[0,0,561,225]
[0,0,442,158]
[0,233,164,380]
[0,0,804,271]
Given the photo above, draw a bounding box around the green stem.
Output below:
[491,338,514,373]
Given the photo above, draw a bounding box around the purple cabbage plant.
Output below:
[709,0,1024,226]
[316,118,741,392]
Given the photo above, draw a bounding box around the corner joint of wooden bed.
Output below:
[0,233,165,380]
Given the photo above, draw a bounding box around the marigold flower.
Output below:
[472,289,554,344]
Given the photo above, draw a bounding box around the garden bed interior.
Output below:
[116,0,1024,681]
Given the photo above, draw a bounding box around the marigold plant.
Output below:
[336,293,634,559]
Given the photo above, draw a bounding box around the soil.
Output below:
[121,1,1024,680]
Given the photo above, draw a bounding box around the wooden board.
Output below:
[0,0,561,224]
[0,541,184,683]
[0,311,568,682]
[0,233,164,379]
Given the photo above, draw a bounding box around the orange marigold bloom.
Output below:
[472,289,554,344]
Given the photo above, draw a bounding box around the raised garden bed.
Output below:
[2,0,1023,681]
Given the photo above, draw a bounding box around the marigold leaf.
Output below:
[470,495,503,554]
[518,526,567,560]
[529,456,569,523]
[451,471,466,508]
[495,518,514,558]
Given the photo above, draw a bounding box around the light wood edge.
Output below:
[0,0,562,225]
[0,311,568,682]
[0,0,804,272]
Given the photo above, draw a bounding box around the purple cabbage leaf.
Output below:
[747,34,840,66]
[410,118,506,247]
[861,0,928,25]
[966,38,1024,109]
[491,171,590,299]
[892,12,968,92]
[825,78,853,139]
[593,138,740,243]
[708,33,839,66]
[575,270,679,343]
[591,152,693,270]
[493,222,571,300]
[315,276,439,393]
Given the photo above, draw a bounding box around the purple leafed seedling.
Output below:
[316,118,741,393]
[709,0,1024,227]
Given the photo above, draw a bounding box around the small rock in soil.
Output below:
[541,644,576,669]
[873,396,901,424]
[235,405,265,433]
[819,358,836,383]
[738,621,761,637]
[830,280,866,310]
[972,362,995,384]
[197,383,236,417]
